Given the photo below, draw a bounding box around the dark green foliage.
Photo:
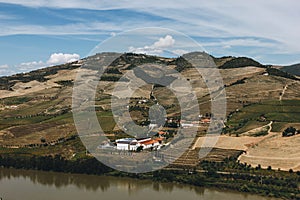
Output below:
[219,57,263,69]
[110,53,165,67]
[2,96,32,105]
[125,64,137,70]
[133,67,176,85]
[136,146,143,152]
[165,121,179,128]
[173,56,193,72]
[280,64,300,76]
[252,130,268,137]
[55,80,73,86]
[0,152,299,199]
[0,155,112,175]
[100,75,129,82]
[267,67,299,80]
[105,67,122,74]
[282,126,297,137]
[225,100,300,134]
[226,78,247,87]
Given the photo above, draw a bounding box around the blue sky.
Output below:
[0,0,300,76]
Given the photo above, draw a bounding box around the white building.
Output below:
[116,137,162,151]
[181,123,194,128]
[139,139,160,149]
[116,138,140,151]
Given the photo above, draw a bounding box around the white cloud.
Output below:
[0,69,10,76]
[203,38,277,49]
[19,61,44,71]
[0,13,18,20]
[0,64,9,69]
[0,52,81,76]
[0,64,17,76]
[172,49,189,55]
[47,53,80,65]
[129,35,175,55]
[153,35,175,49]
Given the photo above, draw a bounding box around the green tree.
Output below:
[282,127,296,137]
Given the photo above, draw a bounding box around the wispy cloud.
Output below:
[0,64,16,76]
[19,60,44,71]
[0,0,299,66]
[1,1,299,53]
[0,64,9,69]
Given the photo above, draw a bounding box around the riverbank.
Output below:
[0,167,280,200]
[0,154,298,199]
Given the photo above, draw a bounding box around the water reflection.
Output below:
[0,168,277,200]
[0,168,204,195]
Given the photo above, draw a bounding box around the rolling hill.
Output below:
[0,52,299,171]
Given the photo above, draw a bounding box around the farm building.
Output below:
[116,137,163,151]
[116,138,140,151]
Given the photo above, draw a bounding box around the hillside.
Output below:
[280,64,300,76]
[0,52,299,171]
[217,57,263,69]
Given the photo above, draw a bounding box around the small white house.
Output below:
[140,139,160,149]
[181,123,194,128]
[149,123,158,130]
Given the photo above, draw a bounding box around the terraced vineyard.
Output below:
[0,52,299,171]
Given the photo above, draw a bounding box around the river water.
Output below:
[0,168,278,200]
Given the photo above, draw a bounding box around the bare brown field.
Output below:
[239,133,300,171]
[199,148,243,162]
[0,122,76,146]
[194,131,300,171]
[193,134,273,151]
[0,68,79,99]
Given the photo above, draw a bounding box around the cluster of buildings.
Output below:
[115,136,164,151]
[98,115,215,152]
[164,117,212,129]
[180,118,211,128]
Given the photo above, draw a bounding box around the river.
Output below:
[0,168,279,200]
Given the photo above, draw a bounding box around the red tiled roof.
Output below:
[158,131,167,135]
[140,140,158,145]
[201,118,210,123]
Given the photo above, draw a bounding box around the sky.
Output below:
[0,0,300,76]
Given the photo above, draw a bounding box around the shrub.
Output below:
[282,127,296,137]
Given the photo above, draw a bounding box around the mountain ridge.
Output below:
[1,52,299,92]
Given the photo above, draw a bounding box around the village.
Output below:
[99,115,213,152]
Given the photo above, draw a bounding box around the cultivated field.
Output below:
[239,133,300,171]
[0,53,299,172]
[194,131,300,171]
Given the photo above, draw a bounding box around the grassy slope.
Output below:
[226,100,300,134]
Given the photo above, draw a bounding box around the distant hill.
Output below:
[0,61,81,90]
[280,64,300,76]
[266,67,299,81]
[212,56,235,68]
[218,57,263,69]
